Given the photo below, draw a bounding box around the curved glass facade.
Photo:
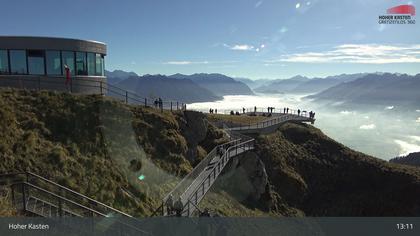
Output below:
[0,50,8,74]
[0,49,105,77]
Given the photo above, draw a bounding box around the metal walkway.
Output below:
[153,112,315,217]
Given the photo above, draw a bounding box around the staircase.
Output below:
[153,112,315,217]
[0,172,150,235]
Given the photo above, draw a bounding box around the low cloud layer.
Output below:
[359,124,376,130]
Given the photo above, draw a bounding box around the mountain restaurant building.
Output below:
[0,36,107,94]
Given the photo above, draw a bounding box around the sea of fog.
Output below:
[188,93,420,161]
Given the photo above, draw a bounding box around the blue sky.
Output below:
[1,0,419,79]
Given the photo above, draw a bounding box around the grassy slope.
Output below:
[200,116,420,217]
[255,122,420,216]
[0,189,17,216]
[1,89,419,217]
[0,89,195,216]
[0,89,255,217]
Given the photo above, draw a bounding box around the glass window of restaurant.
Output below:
[0,50,8,74]
[95,54,104,76]
[62,51,75,75]
[76,52,87,75]
[46,50,62,75]
[28,50,45,75]
[9,50,27,75]
[87,52,95,76]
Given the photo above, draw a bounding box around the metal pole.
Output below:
[187,201,190,217]
[58,197,63,217]
[100,81,103,95]
[125,91,128,104]
[22,184,26,212]
[11,185,15,207]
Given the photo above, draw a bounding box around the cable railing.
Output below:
[154,138,243,216]
[0,76,187,112]
[182,138,255,216]
[154,111,316,217]
[0,172,150,235]
[219,107,313,117]
[0,172,132,217]
[226,114,314,131]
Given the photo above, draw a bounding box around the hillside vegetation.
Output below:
[0,89,226,216]
[200,121,420,216]
[1,88,419,217]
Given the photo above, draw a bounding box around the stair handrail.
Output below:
[11,181,107,217]
[11,181,151,235]
[183,138,255,216]
[0,171,132,218]
[159,138,243,216]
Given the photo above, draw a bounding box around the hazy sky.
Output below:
[1,0,419,79]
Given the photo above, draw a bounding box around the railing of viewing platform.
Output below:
[0,76,187,112]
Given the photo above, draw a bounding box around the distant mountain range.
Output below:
[292,73,367,94]
[254,75,310,93]
[235,78,271,89]
[115,74,221,103]
[105,70,254,103]
[390,152,420,167]
[308,73,420,107]
[105,70,420,107]
[105,70,139,84]
[254,74,366,94]
[169,73,254,96]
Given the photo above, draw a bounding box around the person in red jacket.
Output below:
[64,65,71,86]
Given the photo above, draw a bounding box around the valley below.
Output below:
[188,93,420,160]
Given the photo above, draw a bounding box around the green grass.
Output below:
[0,189,17,216]
[2,88,419,217]
[0,88,223,216]
[254,122,420,216]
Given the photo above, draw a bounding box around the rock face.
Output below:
[236,152,269,201]
[217,152,271,206]
[177,111,208,163]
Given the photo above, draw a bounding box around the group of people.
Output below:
[154,98,163,109]
[267,107,275,113]
[209,108,218,114]
[166,194,184,217]
[309,111,316,119]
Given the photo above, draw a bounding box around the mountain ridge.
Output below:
[308,73,420,107]
[169,73,254,96]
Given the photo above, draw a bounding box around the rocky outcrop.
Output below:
[215,152,273,208]
[177,111,208,164]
